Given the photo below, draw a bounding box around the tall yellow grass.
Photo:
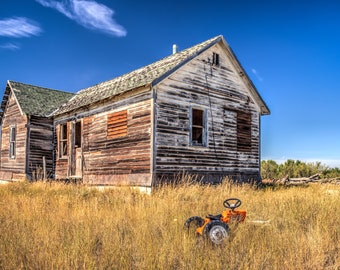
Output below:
[0,180,339,269]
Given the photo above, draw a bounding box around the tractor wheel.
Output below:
[203,220,230,245]
[184,216,204,234]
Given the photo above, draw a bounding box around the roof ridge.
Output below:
[55,35,224,115]
[8,80,72,95]
[5,80,74,117]
[76,35,222,95]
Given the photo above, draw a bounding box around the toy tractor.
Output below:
[184,198,246,245]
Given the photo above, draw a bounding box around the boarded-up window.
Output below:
[223,109,237,149]
[237,112,251,152]
[191,108,206,146]
[107,110,128,139]
[59,123,68,158]
[9,126,16,159]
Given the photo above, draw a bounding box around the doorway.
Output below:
[71,120,82,177]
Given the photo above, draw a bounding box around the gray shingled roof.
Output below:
[8,81,74,117]
[55,35,223,115]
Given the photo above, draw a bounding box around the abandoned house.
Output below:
[0,35,270,187]
[0,81,74,181]
[53,35,270,187]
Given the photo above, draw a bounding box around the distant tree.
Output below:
[279,159,295,178]
[261,160,279,179]
[261,159,334,179]
[321,167,340,178]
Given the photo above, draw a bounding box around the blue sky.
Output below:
[1,0,340,167]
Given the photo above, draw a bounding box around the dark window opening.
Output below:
[237,112,251,152]
[212,52,220,66]
[191,108,205,146]
[9,126,16,159]
[59,123,68,158]
[75,121,81,148]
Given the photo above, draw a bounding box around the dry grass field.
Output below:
[0,180,339,269]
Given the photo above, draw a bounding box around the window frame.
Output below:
[212,52,220,66]
[59,123,68,158]
[74,120,82,148]
[190,107,207,147]
[9,125,16,159]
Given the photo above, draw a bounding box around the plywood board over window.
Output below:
[107,110,128,139]
[237,111,251,152]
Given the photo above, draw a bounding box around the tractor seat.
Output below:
[207,214,222,220]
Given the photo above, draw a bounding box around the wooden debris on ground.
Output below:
[262,174,340,185]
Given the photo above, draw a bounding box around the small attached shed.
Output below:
[0,81,74,181]
[53,35,270,187]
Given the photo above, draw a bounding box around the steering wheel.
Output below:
[223,198,242,210]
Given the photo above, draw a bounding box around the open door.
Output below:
[71,120,82,177]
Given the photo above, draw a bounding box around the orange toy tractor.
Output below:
[184,198,246,245]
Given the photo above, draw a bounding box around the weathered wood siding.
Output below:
[82,99,152,185]
[0,92,27,180]
[55,93,153,186]
[27,116,54,179]
[154,43,261,183]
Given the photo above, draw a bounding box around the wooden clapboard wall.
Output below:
[153,43,261,182]
[0,92,27,180]
[26,115,54,179]
[54,90,153,186]
[81,99,152,184]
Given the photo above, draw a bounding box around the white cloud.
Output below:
[251,68,263,82]
[35,0,127,37]
[0,17,42,38]
[0,43,21,50]
[301,158,340,168]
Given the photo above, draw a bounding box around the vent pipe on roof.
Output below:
[172,44,178,54]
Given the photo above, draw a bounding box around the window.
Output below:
[107,110,128,139]
[191,108,206,146]
[74,121,81,148]
[237,112,251,152]
[9,126,16,159]
[59,123,68,158]
[212,52,220,66]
